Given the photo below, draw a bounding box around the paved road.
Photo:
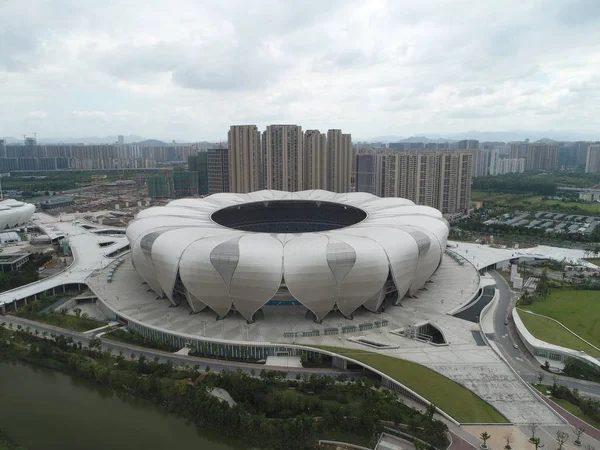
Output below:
[0,315,357,380]
[489,271,600,399]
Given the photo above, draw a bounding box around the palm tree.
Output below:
[531,437,544,450]
[480,431,491,449]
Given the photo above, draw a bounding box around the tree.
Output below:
[556,430,569,450]
[528,423,539,442]
[414,439,426,450]
[537,371,545,384]
[73,307,82,318]
[532,437,544,450]
[480,431,491,449]
[583,445,595,450]
[572,427,585,446]
[426,403,436,420]
[503,432,515,450]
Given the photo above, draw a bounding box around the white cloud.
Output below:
[1,0,600,140]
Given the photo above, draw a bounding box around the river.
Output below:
[0,360,247,450]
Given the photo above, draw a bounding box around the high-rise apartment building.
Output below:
[303,130,327,189]
[525,144,559,171]
[207,148,230,194]
[376,150,472,214]
[0,140,6,159]
[262,124,303,191]
[457,139,479,177]
[118,135,125,146]
[510,141,529,159]
[586,145,600,173]
[326,129,353,192]
[228,125,262,193]
[355,151,383,196]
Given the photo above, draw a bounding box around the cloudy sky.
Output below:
[1,0,600,141]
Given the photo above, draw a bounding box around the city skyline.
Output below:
[2,1,600,141]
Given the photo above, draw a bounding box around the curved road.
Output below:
[489,270,600,399]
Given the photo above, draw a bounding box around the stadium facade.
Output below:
[126,190,449,322]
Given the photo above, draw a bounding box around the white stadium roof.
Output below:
[126,190,450,322]
[0,199,35,230]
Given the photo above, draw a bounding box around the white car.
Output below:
[513,344,519,349]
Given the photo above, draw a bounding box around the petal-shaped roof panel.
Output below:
[332,226,419,302]
[357,197,415,211]
[283,234,338,322]
[179,234,240,318]
[324,233,389,318]
[151,228,240,303]
[333,192,378,205]
[230,234,284,321]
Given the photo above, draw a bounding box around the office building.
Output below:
[207,148,230,194]
[262,124,303,191]
[228,125,262,193]
[303,130,327,189]
[526,144,559,171]
[586,145,600,173]
[327,129,353,192]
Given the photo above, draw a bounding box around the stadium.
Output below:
[126,190,449,323]
[0,199,36,230]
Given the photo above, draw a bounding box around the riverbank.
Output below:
[0,324,449,450]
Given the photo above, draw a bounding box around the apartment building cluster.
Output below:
[228,125,354,193]
[355,149,473,214]
[0,137,204,171]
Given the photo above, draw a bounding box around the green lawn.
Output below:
[518,310,600,357]
[531,384,600,428]
[585,258,600,267]
[471,190,600,214]
[539,200,600,214]
[471,191,543,204]
[312,346,507,424]
[521,289,600,349]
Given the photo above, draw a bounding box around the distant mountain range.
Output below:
[360,130,599,143]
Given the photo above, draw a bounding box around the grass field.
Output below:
[471,191,543,204]
[313,346,508,424]
[472,190,600,213]
[585,258,600,267]
[521,289,600,349]
[531,384,600,428]
[517,310,600,357]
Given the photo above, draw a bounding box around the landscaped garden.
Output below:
[520,289,600,350]
[517,311,600,358]
[313,346,507,424]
